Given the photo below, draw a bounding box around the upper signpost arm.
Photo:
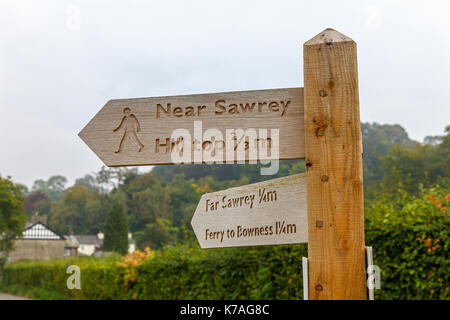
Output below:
[303,28,366,300]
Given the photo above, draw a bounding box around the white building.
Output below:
[71,231,135,256]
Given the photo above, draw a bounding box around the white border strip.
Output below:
[302,257,309,300]
[366,246,374,300]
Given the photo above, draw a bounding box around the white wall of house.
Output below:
[78,244,96,256]
[75,232,135,256]
[128,233,135,253]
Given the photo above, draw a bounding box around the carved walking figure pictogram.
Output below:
[113,107,144,153]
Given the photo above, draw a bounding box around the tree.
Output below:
[32,175,67,201]
[0,176,28,268]
[49,185,109,234]
[95,166,139,192]
[75,174,99,191]
[115,173,170,232]
[380,125,450,196]
[167,174,201,229]
[136,218,173,250]
[23,190,51,217]
[103,202,129,254]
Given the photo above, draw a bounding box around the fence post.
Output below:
[303,28,367,300]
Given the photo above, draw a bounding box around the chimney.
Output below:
[98,230,104,240]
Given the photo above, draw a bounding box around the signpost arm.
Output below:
[303,28,366,300]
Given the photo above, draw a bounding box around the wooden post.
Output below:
[303,28,366,300]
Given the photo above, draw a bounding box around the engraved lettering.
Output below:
[157,99,291,119]
[155,138,169,153]
[259,188,277,203]
[239,102,256,113]
[215,100,226,114]
[205,228,225,242]
[155,137,184,153]
[280,100,291,116]
[275,221,296,234]
[157,103,206,118]
[157,103,170,118]
[228,103,239,114]
[220,193,255,209]
[197,105,206,116]
[185,106,195,116]
[268,101,279,112]
[173,107,183,117]
[206,199,219,212]
[258,101,267,112]
[237,225,274,238]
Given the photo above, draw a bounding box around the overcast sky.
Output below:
[1,0,449,188]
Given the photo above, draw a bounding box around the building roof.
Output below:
[72,235,102,246]
[19,222,65,240]
[64,235,79,248]
[73,234,134,245]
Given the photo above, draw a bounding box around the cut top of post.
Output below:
[304,28,354,46]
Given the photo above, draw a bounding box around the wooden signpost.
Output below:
[79,28,367,300]
[191,173,307,248]
[303,29,366,300]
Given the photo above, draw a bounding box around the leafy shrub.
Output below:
[0,255,126,300]
[365,186,449,299]
[0,245,307,300]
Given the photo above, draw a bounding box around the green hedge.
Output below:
[1,188,448,300]
[365,188,449,299]
[0,255,126,299]
[0,245,307,300]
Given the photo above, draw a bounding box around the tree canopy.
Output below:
[103,202,129,255]
[0,176,28,267]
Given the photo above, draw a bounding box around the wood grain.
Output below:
[79,88,304,167]
[303,28,366,300]
[191,173,307,248]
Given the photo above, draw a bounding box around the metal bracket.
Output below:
[302,257,309,300]
[366,246,375,300]
[302,247,375,300]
